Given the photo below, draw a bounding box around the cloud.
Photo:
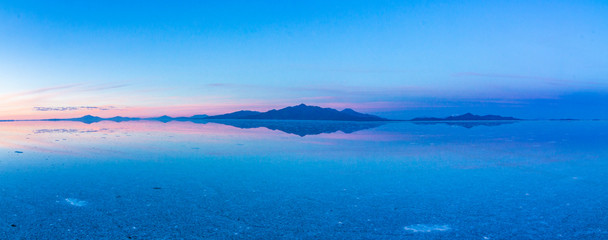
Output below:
[297,96,337,101]
[452,72,604,86]
[206,83,230,87]
[0,84,81,101]
[23,84,82,95]
[81,84,130,92]
[33,106,116,111]
[1,83,130,103]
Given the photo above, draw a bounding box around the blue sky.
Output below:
[0,0,607,119]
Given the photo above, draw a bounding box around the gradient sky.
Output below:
[1,0,607,120]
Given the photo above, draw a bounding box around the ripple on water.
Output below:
[404,224,451,233]
[65,198,88,207]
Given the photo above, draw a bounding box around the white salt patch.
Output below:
[65,198,88,207]
[404,224,451,233]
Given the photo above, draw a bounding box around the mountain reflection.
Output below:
[412,121,517,128]
[39,119,386,136]
[190,119,386,136]
[33,129,105,134]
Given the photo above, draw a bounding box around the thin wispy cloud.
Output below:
[0,84,81,101]
[203,82,428,97]
[291,65,412,74]
[205,83,230,87]
[81,84,130,92]
[33,106,116,111]
[453,72,604,86]
[297,96,337,101]
[1,83,130,101]
[0,83,134,119]
[23,84,82,95]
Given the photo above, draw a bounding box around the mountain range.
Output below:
[15,104,522,124]
[44,104,388,123]
[206,104,387,121]
[410,113,519,121]
[0,104,526,136]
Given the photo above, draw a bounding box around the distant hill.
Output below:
[36,109,522,124]
[207,104,388,121]
[190,114,209,119]
[61,115,104,124]
[34,104,386,123]
[145,115,173,123]
[205,110,261,119]
[411,113,519,121]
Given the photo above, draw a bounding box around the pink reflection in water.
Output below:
[0,120,394,160]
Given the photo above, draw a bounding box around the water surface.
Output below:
[1,120,607,239]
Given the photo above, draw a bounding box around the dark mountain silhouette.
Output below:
[145,115,174,123]
[190,114,209,119]
[172,114,208,121]
[5,105,531,135]
[411,113,519,121]
[17,104,387,124]
[208,104,387,121]
[36,108,523,128]
[48,115,104,124]
[205,110,261,119]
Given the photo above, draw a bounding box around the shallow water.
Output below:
[1,120,607,239]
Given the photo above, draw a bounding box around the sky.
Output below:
[1,0,607,120]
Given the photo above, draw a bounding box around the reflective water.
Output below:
[1,120,607,239]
